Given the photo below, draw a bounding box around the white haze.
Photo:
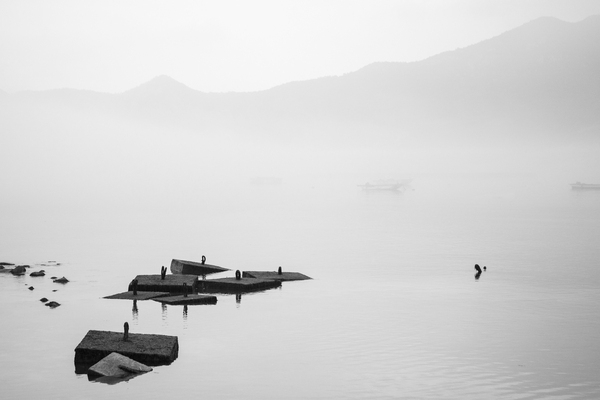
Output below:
[1,1,600,262]
[1,101,596,211]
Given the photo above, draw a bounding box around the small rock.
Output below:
[53,276,69,284]
[40,298,48,303]
[30,270,46,277]
[0,262,15,266]
[52,289,57,292]
[28,286,34,291]
[10,265,27,275]
[45,301,60,308]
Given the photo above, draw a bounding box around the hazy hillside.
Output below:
[3,16,599,149]
[257,15,600,145]
[2,15,600,204]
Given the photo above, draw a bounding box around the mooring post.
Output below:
[123,322,129,341]
[183,282,188,297]
[132,279,138,296]
[474,264,482,273]
[235,270,241,280]
[201,255,206,265]
[278,266,282,275]
[161,266,166,280]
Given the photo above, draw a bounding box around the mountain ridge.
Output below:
[2,15,599,147]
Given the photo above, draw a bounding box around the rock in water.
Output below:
[10,265,27,275]
[53,276,69,284]
[45,301,61,308]
[30,270,46,277]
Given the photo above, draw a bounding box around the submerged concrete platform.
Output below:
[153,294,217,305]
[128,275,198,294]
[88,352,153,378]
[198,277,281,294]
[104,291,170,300]
[74,330,178,373]
[242,271,312,281]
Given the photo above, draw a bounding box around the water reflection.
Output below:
[161,303,167,321]
[235,293,242,307]
[89,374,140,385]
[132,300,138,320]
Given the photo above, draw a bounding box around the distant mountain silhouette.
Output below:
[124,75,193,95]
[2,16,600,147]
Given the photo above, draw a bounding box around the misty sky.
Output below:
[1,0,600,94]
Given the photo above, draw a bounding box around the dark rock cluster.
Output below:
[3,261,66,309]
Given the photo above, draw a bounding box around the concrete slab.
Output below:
[242,271,312,281]
[103,291,170,300]
[88,352,153,378]
[198,277,281,294]
[74,330,178,373]
[128,274,198,293]
[153,294,217,305]
[171,258,229,276]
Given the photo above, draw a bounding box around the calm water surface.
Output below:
[1,174,599,399]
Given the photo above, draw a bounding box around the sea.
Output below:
[1,171,599,399]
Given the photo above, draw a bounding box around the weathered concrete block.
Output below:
[88,352,153,378]
[242,271,312,281]
[153,294,217,305]
[104,291,170,300]
[74,330,178,373]
[128,275,198,293]
[198,277,281,294]
[170,258,229,276]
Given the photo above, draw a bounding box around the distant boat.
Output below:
[358,179,412,191]
[170,258,229,276]
[570,182,600,190]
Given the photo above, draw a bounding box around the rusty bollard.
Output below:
[123,322,129,341]
[183,282,188,297]
[235,270,241,280]
[132,279,138,296]
[278,266,282,275]
[201,255,206,265]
